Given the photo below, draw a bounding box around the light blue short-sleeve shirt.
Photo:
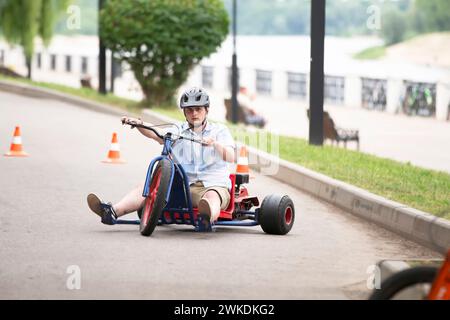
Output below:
[168,121,235,189]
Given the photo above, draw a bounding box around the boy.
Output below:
[87,87,236,225]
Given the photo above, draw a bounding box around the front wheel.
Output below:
[259,194,295,235]
[369,266,438,300]
[140,159,172,236]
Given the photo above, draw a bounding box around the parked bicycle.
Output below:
[362,79,387,111]
[401,83,436,117]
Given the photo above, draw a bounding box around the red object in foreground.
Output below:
[428,249,450,300]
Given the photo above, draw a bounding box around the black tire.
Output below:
[259,194,295,235]
[139,159,172,236]
[369,266,438,300]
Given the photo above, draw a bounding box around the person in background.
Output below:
[237,86,266,128]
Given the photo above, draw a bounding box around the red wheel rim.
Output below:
[142,168,161,226]
[284,207,293,225]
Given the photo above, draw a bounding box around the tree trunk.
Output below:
[132,68,176,107]
[141,85,173,107]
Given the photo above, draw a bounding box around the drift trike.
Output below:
[115,118,295,236]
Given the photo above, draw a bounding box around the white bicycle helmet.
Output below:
[179,87,210,109]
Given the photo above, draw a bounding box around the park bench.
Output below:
[80,75,93,89]
[307,109,360,150]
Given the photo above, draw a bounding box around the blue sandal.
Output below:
[87,193,117,225]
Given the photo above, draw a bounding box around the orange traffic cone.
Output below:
[102,132,125,164]
[235,145,250,184]
[4,126,29,157]
[236,145,249,174]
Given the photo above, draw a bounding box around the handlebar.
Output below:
[121,118,205,145]
[122,118,165,140]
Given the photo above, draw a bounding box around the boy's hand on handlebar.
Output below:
[201,137,216,147]
[121,116,164,142]
[121,116,143,127]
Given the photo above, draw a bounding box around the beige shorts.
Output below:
[190,181,231,210]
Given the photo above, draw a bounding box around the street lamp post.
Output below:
[98,0,107,95]
[309,0,326,146]
[231,0,239,124]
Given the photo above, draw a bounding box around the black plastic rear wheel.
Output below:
[259,194,295,235]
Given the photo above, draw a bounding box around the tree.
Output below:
[100,0,229,106]
[0,0,70,79]
[381,9,407,45]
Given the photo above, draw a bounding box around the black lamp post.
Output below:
[231,0,239,124]
[309,0,326,146]
[98,0,107,95]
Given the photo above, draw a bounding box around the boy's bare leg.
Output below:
[199,190,222,221]
[113,181,145,217]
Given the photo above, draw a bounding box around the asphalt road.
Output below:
[0,90,441,299]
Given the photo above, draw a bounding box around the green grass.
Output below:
[226,126,450,219]
[353,45,386,60]
[1,74,449,219]
[277,136,450,219]
[226,124,449,220]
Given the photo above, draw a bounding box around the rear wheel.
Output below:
[140,159,172,236]
[259,194,295,235]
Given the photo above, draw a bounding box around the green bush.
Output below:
[100,0,229,106]
[381,9,407,45]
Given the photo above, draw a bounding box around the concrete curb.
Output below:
[1,79,449,254]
